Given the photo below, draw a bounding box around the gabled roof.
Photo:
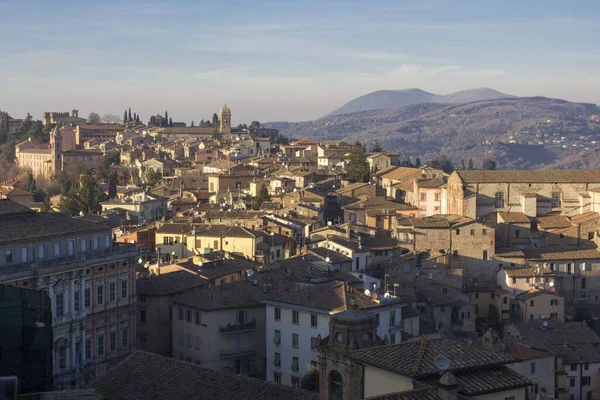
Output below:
[515,288,561,301]
[497,212,531,224]
[380,167,422,181]
[136,270,206,296]
[95,351,318,400]
[350,339,517,378]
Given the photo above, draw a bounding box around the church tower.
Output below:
[219,103,231,135]
[318,310,378,400]
[50,126,62,175]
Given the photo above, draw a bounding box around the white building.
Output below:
[264,280,405,387]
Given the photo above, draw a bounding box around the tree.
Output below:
[145,170,163,187]
[18,113,33,135]
[26,172,37,192]
[252,184,271,210]
[190,120,195,127]
[406,156,412,167]
[249,121,260,129]
[136,114,140,123]
[41,193,52,212]
[123,110,128,123]
[58,169,104,215]
[169,117,173,127]
[482,158,497,170]
[128,108,132,122]
[149,115,156,125]
[108,171,118,199]
[88,112,101,124]
[461,159,466,170]
[212,113,219,127]
[164,111,169,127]
[346,141,370,183]
[370,141,383,152]
[468,158,474,170]
[101,114,121,124]
[300,364,319,393]
[415,157,421,167]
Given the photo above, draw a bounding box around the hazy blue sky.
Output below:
[2,0,600,123]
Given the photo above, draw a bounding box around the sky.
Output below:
[2,0,600,123]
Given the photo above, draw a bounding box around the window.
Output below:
[21,247,28,263]
[503,296,508,304]
[530,362,536,374]
[483,250,488,260]
[110,329,117,352]
[582,376,591,386]
[139,336,147,350]
[273,352,281,366]
[5,249,12,263]
[139,295,147,303]
[97,279,104,305]
[292,310,299,325]
[237,310,246,324]
[273,372,281,384]
[389,333,396,344]
[571,364,577,371]
[437,231,445,240]
[74,290,80,312]
[570,378,576,387]
[375,313,380,326]
[475,293,479,299]
[582,278,587,289]
[526,277,530,284]
[38,245,45,259]
[453,250,459,257]
[470,229,475,236]
[549,263,555,271]
[84,283,91,308]
[311,336,318,350]
[515,229,520,238]
[195,311,200,325]
[311,314,318,328]
[291,356,299,371]
[121,273,129,299]
[55,293,64,316]
[93,236,99,250]
[389,310,396,327]
[187,309,192,323]
[54,242,60,256]
[512,277,517,284]
[585,363,589,371]
[434,193,439,202]
[482,229,487,235]
[139,310,147,323]
[530,300,534,306]
[97,332,105,356]
[495,192,505,208]
[195,336,201,350]
[81,239,87,252]
[455,229,460,236]
[186,334,191,347]
[105,235,111,248]
[85,336,92,360]
[420,193,426,202]
[292,333,299,348]
[552,192,561,208]
[551,299,558,306]
[291,376,300,388]
[531,383,538,394]
[122,323,129,348]
[58,346,66,369]
[567,263,573,274]
[273,330,281,345]
[551,313,557,318]
[109,279,116,302]
[179,307,183,321]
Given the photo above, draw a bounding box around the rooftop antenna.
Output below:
[433,355,450,375]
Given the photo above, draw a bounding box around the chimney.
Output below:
[437,372,458,400]
[358,236,362,250]
[345,224,350,239]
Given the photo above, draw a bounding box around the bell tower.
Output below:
[50,126,62,175]
[219,103,231,135]
[318,310,378,400]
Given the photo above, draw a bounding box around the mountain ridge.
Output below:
[328,87,514,116]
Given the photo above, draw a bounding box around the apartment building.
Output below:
[0,199,138,387]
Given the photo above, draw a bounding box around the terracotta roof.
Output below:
[413,217,450,229]
[95,351,318,400]
[204,210,263,219]
[515,288,560,301]
[156,223,191,235]
[0,198,35,217]
[457,170,600,183]
[178,256,260,281]
[570,211,600,224]
[416,177,445,189]
[136,270,206,296]
[423,367,530,396]
[502,265,553,277]
[191,224,263,238]
[504,341,549,360]
[497,212,531,224]
[536,214,572,230]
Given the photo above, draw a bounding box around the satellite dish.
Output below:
[327,221,332,226]
[549,281,554,287]
[325,257,331,263]
[543,320,549,327]
[384,292,390,299]
[364,289,371,296]
[433,355,450,372]
[467,339,473,345]
[196,260,203,267]
[540,314,545,319]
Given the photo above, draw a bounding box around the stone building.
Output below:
[43,110,86,126]
[0,199,138,388]
[446,170,600,219]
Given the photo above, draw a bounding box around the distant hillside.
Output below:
[328,87,514,116]
[266,97,600,170]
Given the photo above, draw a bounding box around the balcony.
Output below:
[0,244,139,279]
[219,320,256,334]
[53,310,87,327]
[219,346,256,359]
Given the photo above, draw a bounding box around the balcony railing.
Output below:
[0,244,139,277]
[53,310,87,327]
[219,320,256,334]
[219,346,256,359]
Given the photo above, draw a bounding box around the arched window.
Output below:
[329,371,343,400]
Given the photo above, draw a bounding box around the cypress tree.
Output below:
[169,117,173,127]
[123,110,128,123]
[128,108,132,121]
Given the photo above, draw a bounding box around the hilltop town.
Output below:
[1,105,600,400]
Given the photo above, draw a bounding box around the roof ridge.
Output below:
[410,339,428,376]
